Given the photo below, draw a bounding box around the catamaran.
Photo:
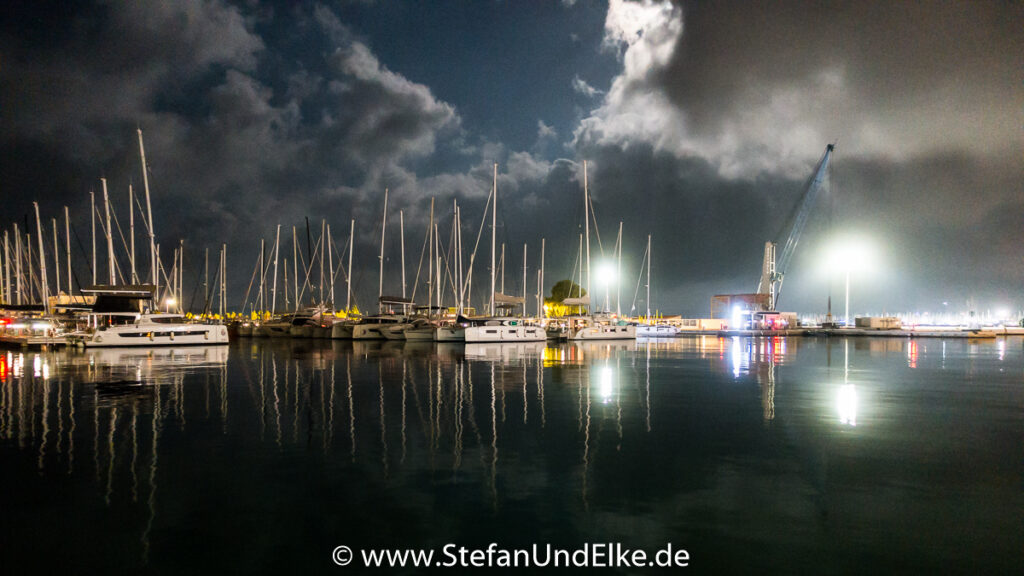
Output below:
[71,285,229,348]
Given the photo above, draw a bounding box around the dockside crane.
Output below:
[757,143,834,310]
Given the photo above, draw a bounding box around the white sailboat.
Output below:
[73,286,228,348]
[634,234,678,337]
[463,164,545,343]
[565,161,636,341]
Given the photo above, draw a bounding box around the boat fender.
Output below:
[170,332,174,341]
[149,332,154,341]
[204,331,209,340]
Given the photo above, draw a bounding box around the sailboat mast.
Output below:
[3,231,9,304]
[220,244,226,317]
[178,239,184,313]
[583,161,591,313]
[646,234,651,320]
[90,190,96,285]
[617,221,623,317]
[319,219,326,305]
[258,238,265,315]
[400,210,406,301]
[52,219,60,296]
[271,224,280,313]
[427,200,434,311]
[137,129,157,288]
[522,243,527,317]
[14,225,21,305]
[204,247,209,312]
[490,163,497,316]
[347,219,354,313]
[540,237,545,318]
[454,201,463,313]
[33,202,49,315]
[129,184,136,283]
[435,223,441,310]
[64,207,71,294]
[292,226,299,311]
[379,189,388,314]
[101,178,115,285]
[327,223,334,310]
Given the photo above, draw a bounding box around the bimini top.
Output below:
[81,285,157,314]
[379,296,415,305]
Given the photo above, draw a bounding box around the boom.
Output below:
[758,143,834,309]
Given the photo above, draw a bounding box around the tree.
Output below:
[549,279,586,302]
[546,279,587,316]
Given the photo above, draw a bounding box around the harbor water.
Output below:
[0,336,1021,573]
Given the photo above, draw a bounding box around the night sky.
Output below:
[3,1,1021,316]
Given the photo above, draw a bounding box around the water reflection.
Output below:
[1,336,1021,572]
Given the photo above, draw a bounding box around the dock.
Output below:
[715,328,1006,339]
[0,334,70,349]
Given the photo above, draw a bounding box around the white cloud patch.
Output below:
[571,75,603,98]
[537,120,558,141]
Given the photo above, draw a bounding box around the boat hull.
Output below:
[352,324,387,340]
[434,326,465,342]
[84,324,230,348]
[331,324,354,339]
[635,325,678,337]
[568,324,637,340]
[463,325,545,343]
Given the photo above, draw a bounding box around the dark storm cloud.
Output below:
[570,0,1023,313]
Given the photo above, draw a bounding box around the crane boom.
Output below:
[758,143,834,309]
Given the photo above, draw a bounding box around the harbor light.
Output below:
[825,237,875,326]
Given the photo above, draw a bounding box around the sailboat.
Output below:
[462,164,546,343]
[564,161,636,341]
[351,190,409,340]
[71,285,229,348]
[634,234,678,337]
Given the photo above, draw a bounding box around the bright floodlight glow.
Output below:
[166,298,177,307]
[597,263,616,285]
[731,305,744,331]
[825,236,874,273]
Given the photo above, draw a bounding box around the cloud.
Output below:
[571,75,603,98]
[576,0,1024,182]
[536,120,558,141]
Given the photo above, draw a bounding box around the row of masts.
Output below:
[0,130,233,317]
[3,147,654,319]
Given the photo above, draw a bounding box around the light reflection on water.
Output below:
[0,336,1021,573]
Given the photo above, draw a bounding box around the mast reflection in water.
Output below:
[0,336,1021,574]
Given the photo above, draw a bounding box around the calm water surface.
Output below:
[1,336,1021,574]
